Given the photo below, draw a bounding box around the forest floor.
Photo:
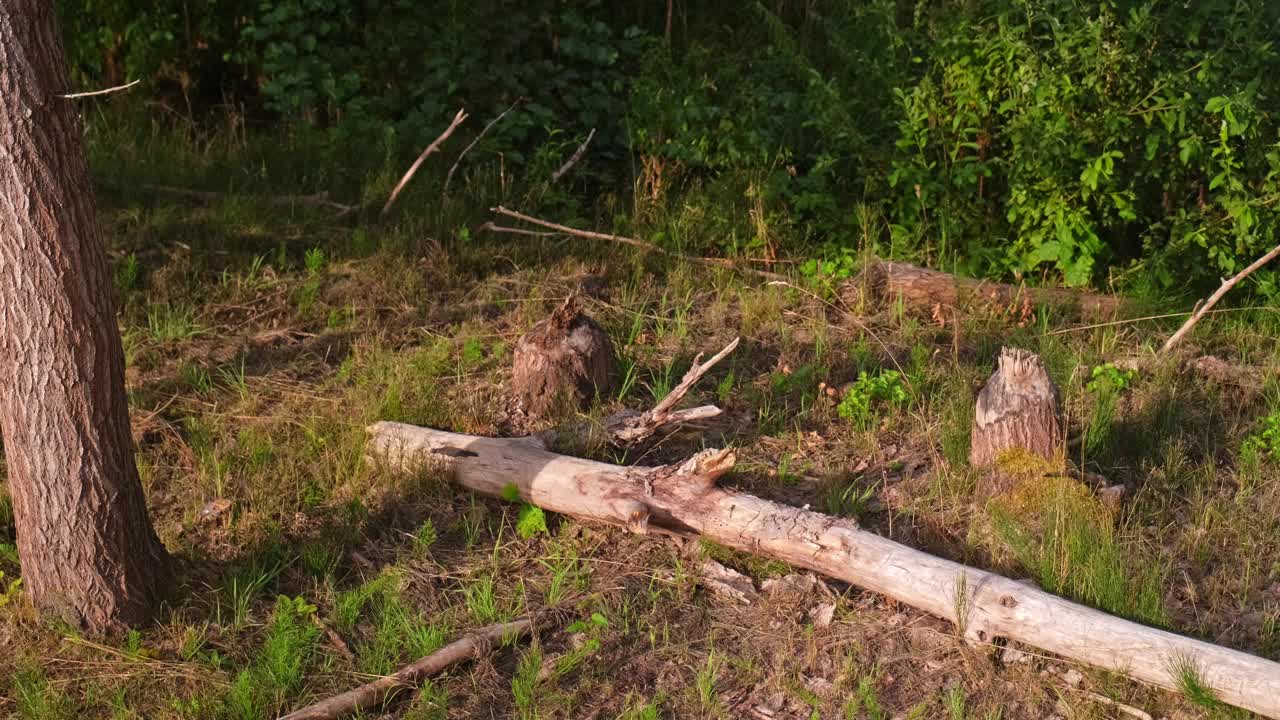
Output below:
[1,118,1279,720]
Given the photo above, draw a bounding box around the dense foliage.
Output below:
[63,0,1280,291]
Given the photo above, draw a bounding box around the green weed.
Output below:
[147,303,203,342]
[837,370,908,430]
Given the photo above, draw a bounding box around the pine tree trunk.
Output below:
[0,2,171,631]
[969,348,1063,473]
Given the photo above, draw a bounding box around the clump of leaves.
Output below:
[502,482,548,539]
[1242,412,1280,458]
[837,369,908,429]
[1083,363,1138,457]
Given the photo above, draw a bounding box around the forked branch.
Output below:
[382,108,468,216]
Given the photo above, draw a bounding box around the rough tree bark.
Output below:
[969,348,1064,476]
[848,261,1129,321]
[366,422,1280,719]
[0,2,171,630]
[512,294,614,417]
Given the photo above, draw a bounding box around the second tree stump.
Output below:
[969,347,1063,471]
[512,294,615,418]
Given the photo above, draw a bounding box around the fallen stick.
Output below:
[133,183,355,213]
[489,206,785,281]
[279,617,535,720]
[443,99,522,197]
[1161,242,1280,353]
[366,423,1280,720]
[60,78,141,99]
[605,337,738,444]
[382,108,468,216]
[549,128,595,184]
[848,261,1130,321]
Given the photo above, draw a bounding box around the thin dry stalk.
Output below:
[443,99,522,196]
[381,108,468,216]
[489,206,785,281]
[1161,241,1280,352]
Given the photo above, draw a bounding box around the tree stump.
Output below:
[969,347,1063,473]
[512,294,615,417]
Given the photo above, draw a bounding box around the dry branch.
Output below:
[381,108,468,216]
[550,128,596,184]
[606,337,738,444]
[279,618,535,720]
[849,261,1130,320]
[60,78,140,98]
[133,183,355,213]
[1161,241,1280,353]
[367,422,1280,720]
[488,206,785,281]
[443,99,522,197]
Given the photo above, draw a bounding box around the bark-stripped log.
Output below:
[848,261,1129,320]
[367,421,1280,719]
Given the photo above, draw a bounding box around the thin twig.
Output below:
[1043,305,1280,336]
[550,128,596,184]
[489,206,785,281]
[382,108,468,216]
[131,183,355,213]
[60,79,141,99]
[1162,242,1280,353]
[443,99,522,197]
[279,617,536,720]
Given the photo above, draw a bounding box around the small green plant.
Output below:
[502,483,549,538]
[511,645,544,720]
[463,573,500,624]
[1168,653,1224,712]
[304,247,326,275]
[414,518,438,554]
[0,570,22,608]
[115,252,141,292]
[694,651,723,716]
[147,303,203,342]
[1242,412,1280,458]
[837,370,908,429]
[1083,363,1137,458]
[228,595,321,720]
[825,478,879,519]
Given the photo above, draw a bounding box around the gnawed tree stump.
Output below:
[512,294,614,417]
[970,348,1063,481]
[847,261,1129,321]
[365,422,1280,719]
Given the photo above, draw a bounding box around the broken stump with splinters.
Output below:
[512,294,615,418]
[969,348,1064,484]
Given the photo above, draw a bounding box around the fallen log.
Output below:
[367,421,1280,719]
[279,617,536,720]
[848,261,1130,321]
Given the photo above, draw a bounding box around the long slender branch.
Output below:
[60,79,141,99]
[443,100,522,197]
[489,206,785,281]
[1161,242,1280,352]
[381,109,468,216]
[550,128,596,184]
[279,618,536,720]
